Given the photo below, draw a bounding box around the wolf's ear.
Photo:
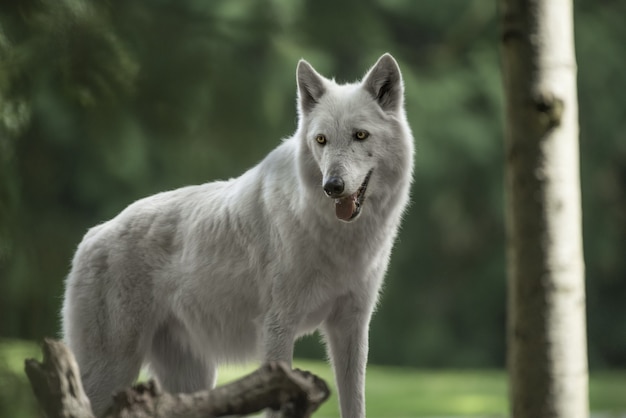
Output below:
[362,53,404,112]
[297,60,326,114]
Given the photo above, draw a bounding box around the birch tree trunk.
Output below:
[499,1,588,417]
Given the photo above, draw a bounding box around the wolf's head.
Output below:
[295,53,412,223]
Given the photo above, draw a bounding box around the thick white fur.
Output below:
[62,53,414,418]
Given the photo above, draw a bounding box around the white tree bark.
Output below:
[499,1,588,417]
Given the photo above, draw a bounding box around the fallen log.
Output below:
[25,339,329,418]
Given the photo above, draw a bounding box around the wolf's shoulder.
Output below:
[232,136,300,197]
[257,136,298,175]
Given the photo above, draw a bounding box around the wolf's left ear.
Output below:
[362,53,404,112]
[297,60,327,115]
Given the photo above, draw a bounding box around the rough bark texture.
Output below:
[25,338,94,418]
[24,339,330,418]
[499,1,589,418]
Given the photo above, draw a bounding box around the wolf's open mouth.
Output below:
[334,170,373,221]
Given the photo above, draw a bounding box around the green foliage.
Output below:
[0,0,625,370]
[575,2,626,368]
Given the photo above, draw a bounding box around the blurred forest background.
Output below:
[0,0,624,371]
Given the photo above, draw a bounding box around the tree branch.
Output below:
[25,339,330,418]
[24,338,94,418]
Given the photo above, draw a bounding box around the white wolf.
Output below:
[62,53,414,417]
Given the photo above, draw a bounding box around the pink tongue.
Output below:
[335,194,357,221]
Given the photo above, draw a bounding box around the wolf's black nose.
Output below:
[323,177,345,197]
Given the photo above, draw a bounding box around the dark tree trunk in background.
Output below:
[499,1,588,417]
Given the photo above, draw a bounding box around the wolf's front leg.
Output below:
[262,309,298,418]
[263,309,297,364]
[324,297,371,418]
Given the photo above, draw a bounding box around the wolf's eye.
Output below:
[355,130,369,140]
[315,134,327,145]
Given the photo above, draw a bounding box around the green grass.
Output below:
[0,339,42,418]
[218,361,510,417]
[219,361,626,417]
[2,339,625,417]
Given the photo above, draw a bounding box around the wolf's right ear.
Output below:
[297,60,326,115]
